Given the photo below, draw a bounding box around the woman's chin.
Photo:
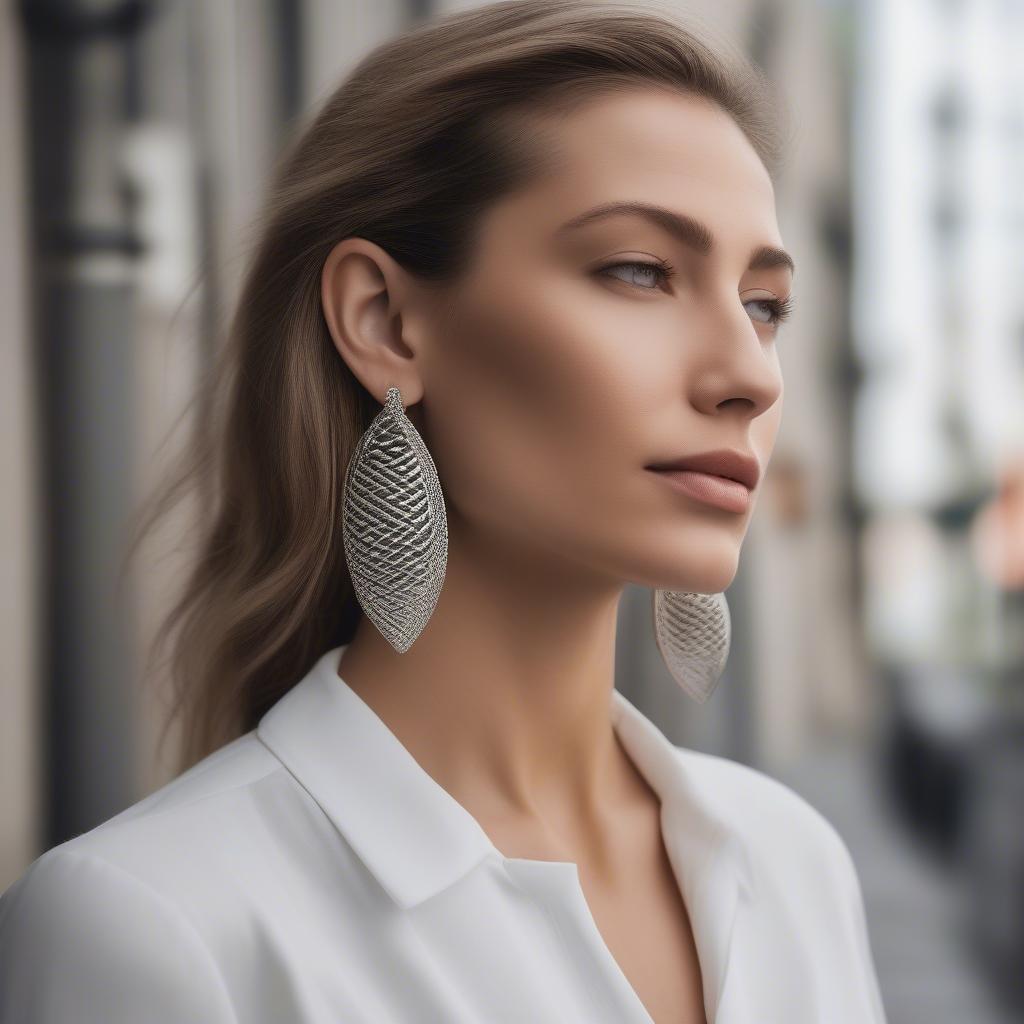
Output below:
[628,556,739,595]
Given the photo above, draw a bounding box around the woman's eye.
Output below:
[744,295,795,328]
[599,260,675,290]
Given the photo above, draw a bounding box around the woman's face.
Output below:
[420,87,789,594]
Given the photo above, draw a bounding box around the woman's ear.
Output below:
[320,237,425,407]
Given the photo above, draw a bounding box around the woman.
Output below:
[0,2,887,1021]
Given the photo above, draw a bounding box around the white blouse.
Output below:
[0,643,887,1023]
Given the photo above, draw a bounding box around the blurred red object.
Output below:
[970,455,1024,590]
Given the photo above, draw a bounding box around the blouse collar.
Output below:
[256,644,754,981]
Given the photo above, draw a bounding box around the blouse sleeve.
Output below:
[0,848,237,1024]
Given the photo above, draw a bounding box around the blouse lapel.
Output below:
[609,690,755,1023]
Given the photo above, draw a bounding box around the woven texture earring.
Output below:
[341,385,448,653]
[652,589,731,703]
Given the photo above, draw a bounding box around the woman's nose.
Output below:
[684,303,784,420]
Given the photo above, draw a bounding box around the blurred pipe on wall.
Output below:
[8,0,310,860]
[18,0,155,852]
[1,0,39,886]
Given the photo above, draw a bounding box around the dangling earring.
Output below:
[341,385,448,653]
[652,589,731,703]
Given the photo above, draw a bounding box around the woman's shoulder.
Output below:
[0,839,239,1022]
[672,744,862,894]
[0,732,298,975]
[0,733,284,1022]
[35,730,287,878]
[670,747,887,1020]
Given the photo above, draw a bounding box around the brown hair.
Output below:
[124,0,788,774]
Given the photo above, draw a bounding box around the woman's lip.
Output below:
[649,468,752,513]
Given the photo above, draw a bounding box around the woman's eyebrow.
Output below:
[555,200,796,277]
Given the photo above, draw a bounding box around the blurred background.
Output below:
[2,0,1023,1021]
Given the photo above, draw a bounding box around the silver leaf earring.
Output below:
[341,385,448,653]
[652,589,731,703]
